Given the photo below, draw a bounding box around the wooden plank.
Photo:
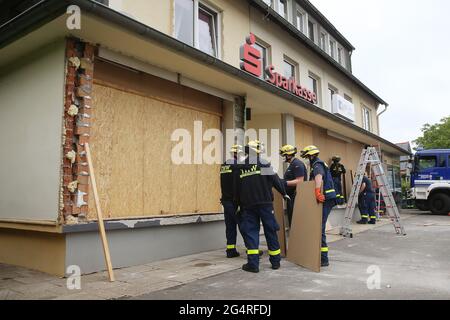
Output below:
[85,143,115,282]
[286,181,322,273]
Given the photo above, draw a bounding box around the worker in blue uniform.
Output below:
[301,145,337,267]
[237,140,290,273]
[220,145,244,258]
[279,145,307,227]
[357,170,377,225]
[330,156,346,205]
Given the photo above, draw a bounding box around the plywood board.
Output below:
[273,192,287,257]
[90,84,222,219]
[286,181,323,273]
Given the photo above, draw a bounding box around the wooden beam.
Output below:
[85,143,115,282]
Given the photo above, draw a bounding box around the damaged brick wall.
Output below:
[60,38,96,225]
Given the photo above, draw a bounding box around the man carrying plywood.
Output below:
[301,145,338,268]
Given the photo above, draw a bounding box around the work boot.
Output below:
[271,262,281,270]
[242,264,259,273]
[368,219,376,225]
[321,260,330,267]
[357,219,368,225]
[226,250,240,258]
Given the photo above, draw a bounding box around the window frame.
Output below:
[253,38,271,80]
[362,105,372,132]
[308,71,321,106]
[282,55,298,81]
[294,5,307,34]
[276,0,290,19]
[329,37,337,60]
[328,84,338,110]
[319,28,328,52]
[174,0,222,59]
[307,17,318,44]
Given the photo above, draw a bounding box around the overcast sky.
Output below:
[310,0,450,145]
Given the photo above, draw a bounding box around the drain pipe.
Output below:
[377,104,389,117]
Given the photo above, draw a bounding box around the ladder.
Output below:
[340,147,406,238]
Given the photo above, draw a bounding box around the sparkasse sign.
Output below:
[240,33,318,105]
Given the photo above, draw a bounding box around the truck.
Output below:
[411,149,450,214]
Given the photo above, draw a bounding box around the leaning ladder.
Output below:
[340,147,407,238]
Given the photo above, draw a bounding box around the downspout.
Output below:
[377,104,388,117]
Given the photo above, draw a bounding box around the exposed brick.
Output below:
[63,207,73,217]
[75,126,90,136]
[77,74,92,87]
[84,70,94,79]
[63,166,72,176]
[74,164,89,175]
[76,175,89,185]
[63,174,73,185]
[84,44,96,60]
[80,58,94,71]
[78,183,90,193]
[78,135,90,145]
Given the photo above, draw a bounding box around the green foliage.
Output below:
[414,116,450,150]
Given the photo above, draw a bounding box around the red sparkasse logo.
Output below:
[239,33,262,77]
[239,33,317,105]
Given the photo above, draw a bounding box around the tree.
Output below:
[414,116,450,150]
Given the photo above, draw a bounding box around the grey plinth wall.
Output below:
[64,214,244,275]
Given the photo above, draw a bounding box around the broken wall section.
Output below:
[61,38,96,224]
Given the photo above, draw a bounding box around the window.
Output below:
[338,47,343,64]
[283,59,296,80]
[296,9,305,33]
[308,20,316,42]
[308,73,320,105]
[338,46,347,68]
[254,42,269,79]
[329,39,336,59]
[320,31,327,51]
[328,86,337,109]
[262,0,273,6]
[362,106,372,131]
[198,4,218,56]
[439,155,446,167]
[418,156,437,170]
[344,94,353,102]
[174,0,220,57]
[277,0,288,18]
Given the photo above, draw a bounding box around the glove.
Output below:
[284,194,291,202]
[315,188,325,203]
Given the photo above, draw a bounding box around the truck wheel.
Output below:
[415,200,430,211]
[429,193,450,215]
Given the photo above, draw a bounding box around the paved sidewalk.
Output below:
[0,211,418,300]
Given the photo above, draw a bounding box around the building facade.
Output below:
[0,0,408,275]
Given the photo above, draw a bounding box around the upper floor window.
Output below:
[308,20,316,43]
[283,57,297,80]
[174,0,220,57]
[277,0,289,19]
[295,9,306,33]
[308,72,320,106]
[254,41,270,80]
[362,106,372,131]
[329,39,336,59]
[328,85,338,109]
[320,31,327,51]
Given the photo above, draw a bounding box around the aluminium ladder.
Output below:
[340,147,407,238]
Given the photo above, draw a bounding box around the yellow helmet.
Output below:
[300,145,320,158]
[247,140,265,154]
[280,145,297,156]
[230,144,243,154]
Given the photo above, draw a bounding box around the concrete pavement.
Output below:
[133,213,450,300]
[0,210,448,300]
